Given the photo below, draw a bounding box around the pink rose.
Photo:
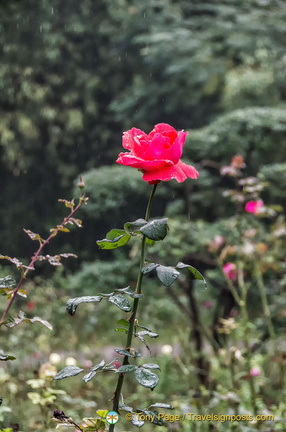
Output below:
[116,123,199,184]
[245,200,264,215]
[223,262,238,281]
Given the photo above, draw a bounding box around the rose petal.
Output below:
[142,133,171,160]
[245,200,264,214]
[148,123,178,143]
[122,128,148,153]
[160,131,188,165]
[147,125,187,164]
[116,153,173,171]
[140,131,188,165]
[142,160,199,183]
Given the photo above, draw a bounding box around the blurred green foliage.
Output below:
[1,0,286,257]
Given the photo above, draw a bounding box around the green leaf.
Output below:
[142,410,164,425]
[66,295,102,315]
[118,401,134,413]
[114,348,141,358]
[124,218,147,234]
[81,360,105,382]
[82,418,106,431]
[102,358,120,370]
[91,359,105,371]
[136,331,158,338]
[131,414,145,428]
[99,292,114,297]
[0,255,24,269]
[108,294,131,312]
[82,370,97,383]
[106,229,126,240]
[135,368,159,390]
[137,324,154,332]
[115,286,142,299]
[0,354,16,361]
[117,319,129,327]
[145,238,155,246]
[156,265,180,287]
[176,262,207,287]
[148,403,173,409]
[140,218,168,241]
[135,334,151,354]
[132,417,145,427]
[0,276,16,289]
[96,233,130,249]
[142,263,159,275]
[142,363,161,370]
[54,365,84,380]
[37,253,77,267]
[96,410,109,418]
[23,229,43,241]
[115,328,128,333]
[116,364,138,373]
[5,313,53,330]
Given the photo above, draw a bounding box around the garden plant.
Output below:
[1,122,285,432]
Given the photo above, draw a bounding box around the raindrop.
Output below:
[51,7,54,15]
[39,25,43,33]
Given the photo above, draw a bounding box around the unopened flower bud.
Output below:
[77,176,85,189]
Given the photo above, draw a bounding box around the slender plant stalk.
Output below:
[238,263,258,420]
[217,257,242,306]
[254,262,285,393]
[0,196,86,327]
[254,262,275,341]
[109,184,158,432]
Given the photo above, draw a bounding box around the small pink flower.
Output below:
[208,235,225,252]
[223,263,238,281]
[245,200,264,215]
[250,367,261,377]
[27,301,36,310]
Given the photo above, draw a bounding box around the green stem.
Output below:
[254,262,285,396]
[217,258,242,306]
[254,262,276,341]
[109,184,158,432]
[238,263,258,421]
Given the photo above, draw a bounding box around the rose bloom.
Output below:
[116,123,199,184]
[245,200,264,214]
[223,262,238,281]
